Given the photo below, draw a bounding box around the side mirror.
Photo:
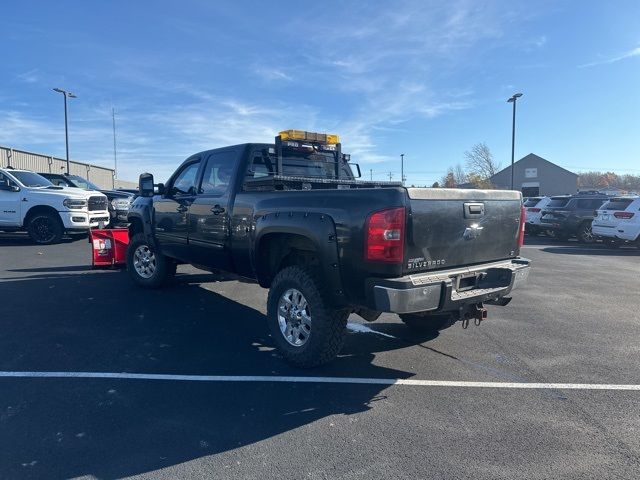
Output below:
[139,173,155,197]
[0,184,19,192]
[156,183,165,195]
[349,163,362,178]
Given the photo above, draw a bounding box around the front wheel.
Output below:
[126,233,176,288]
[27,212,64,245]
[267,266,349,368]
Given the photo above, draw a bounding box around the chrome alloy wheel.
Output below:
[277,288,312,347]
[133,245,157,278]
[582,225,595,242]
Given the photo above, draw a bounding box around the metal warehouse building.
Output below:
[490,153,578,197]
[0,145,135,189]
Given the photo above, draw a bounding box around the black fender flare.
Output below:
[253,211,346,306]
[127,198,157,248]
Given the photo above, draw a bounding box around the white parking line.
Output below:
[1,371,639,391]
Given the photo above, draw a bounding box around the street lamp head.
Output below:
[53,88,76,98]
[507,92,523,102]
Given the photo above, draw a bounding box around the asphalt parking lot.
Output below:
[1,233,639,480]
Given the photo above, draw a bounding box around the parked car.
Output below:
[523,196,551,235]
[592,196,640,246]
[0,167,109,244]
[39,173,133,227]
[126,130,530,368]
[539,193,609,243]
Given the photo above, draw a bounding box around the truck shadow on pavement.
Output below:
[0,268,437,479]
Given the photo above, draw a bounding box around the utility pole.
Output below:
[507,92,523,190]
[388,171,394,182]
[52,88,77,174]
[112,107,118,186]
[400,153,405,186]
[370,169,373,181]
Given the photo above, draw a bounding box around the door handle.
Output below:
[210,205,226,215]
[176,205,188,213]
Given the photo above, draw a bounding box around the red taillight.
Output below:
[614,211,634,219]
[527,207,541,213]
[518,206,526,248]
[365,207,405,263]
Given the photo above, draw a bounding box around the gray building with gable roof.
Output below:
[490,153,578,197]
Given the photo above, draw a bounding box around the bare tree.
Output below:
[464,143,500,180]
[453,163,467,185]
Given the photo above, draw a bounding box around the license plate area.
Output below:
[453,268,512,293]
[455,273,479,292]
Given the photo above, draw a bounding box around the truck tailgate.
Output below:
[404,188,522,275]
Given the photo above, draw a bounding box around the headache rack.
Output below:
[244,175,402,192]
[244,130,403,191]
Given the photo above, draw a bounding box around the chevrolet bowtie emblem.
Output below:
[463,224,484,240]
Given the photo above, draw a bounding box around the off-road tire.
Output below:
[26,212,64,245]
[577,222,596,244]
[127,233,176,288]
[267,266,349,368]
[399,312,456,333]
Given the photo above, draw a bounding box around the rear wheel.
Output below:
[577,223,596,244]
[399,312,456,333]
[267,266,349,368]
[26,212,63,245]
[126,233,176,288]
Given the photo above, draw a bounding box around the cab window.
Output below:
[245,153,274,183]
[171,161,201,195]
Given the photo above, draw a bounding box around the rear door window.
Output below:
[547,198,570,208]
[199,150,236,195]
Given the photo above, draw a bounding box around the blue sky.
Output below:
[1,0,639,184]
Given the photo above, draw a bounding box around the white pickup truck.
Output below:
[0,167,110,244]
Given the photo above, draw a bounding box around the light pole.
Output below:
[53,88,77,174]
[400,153,405,186]
[507,92,523,190]
[112,107,118,185]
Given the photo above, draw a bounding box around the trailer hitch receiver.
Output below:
[461,304,488,329]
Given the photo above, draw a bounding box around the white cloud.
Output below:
[16,69,39,84]
[579,45,640,68]
[254,67,293,82]
[534,35,547,48]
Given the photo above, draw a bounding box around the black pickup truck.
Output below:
[127,130,530,367]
